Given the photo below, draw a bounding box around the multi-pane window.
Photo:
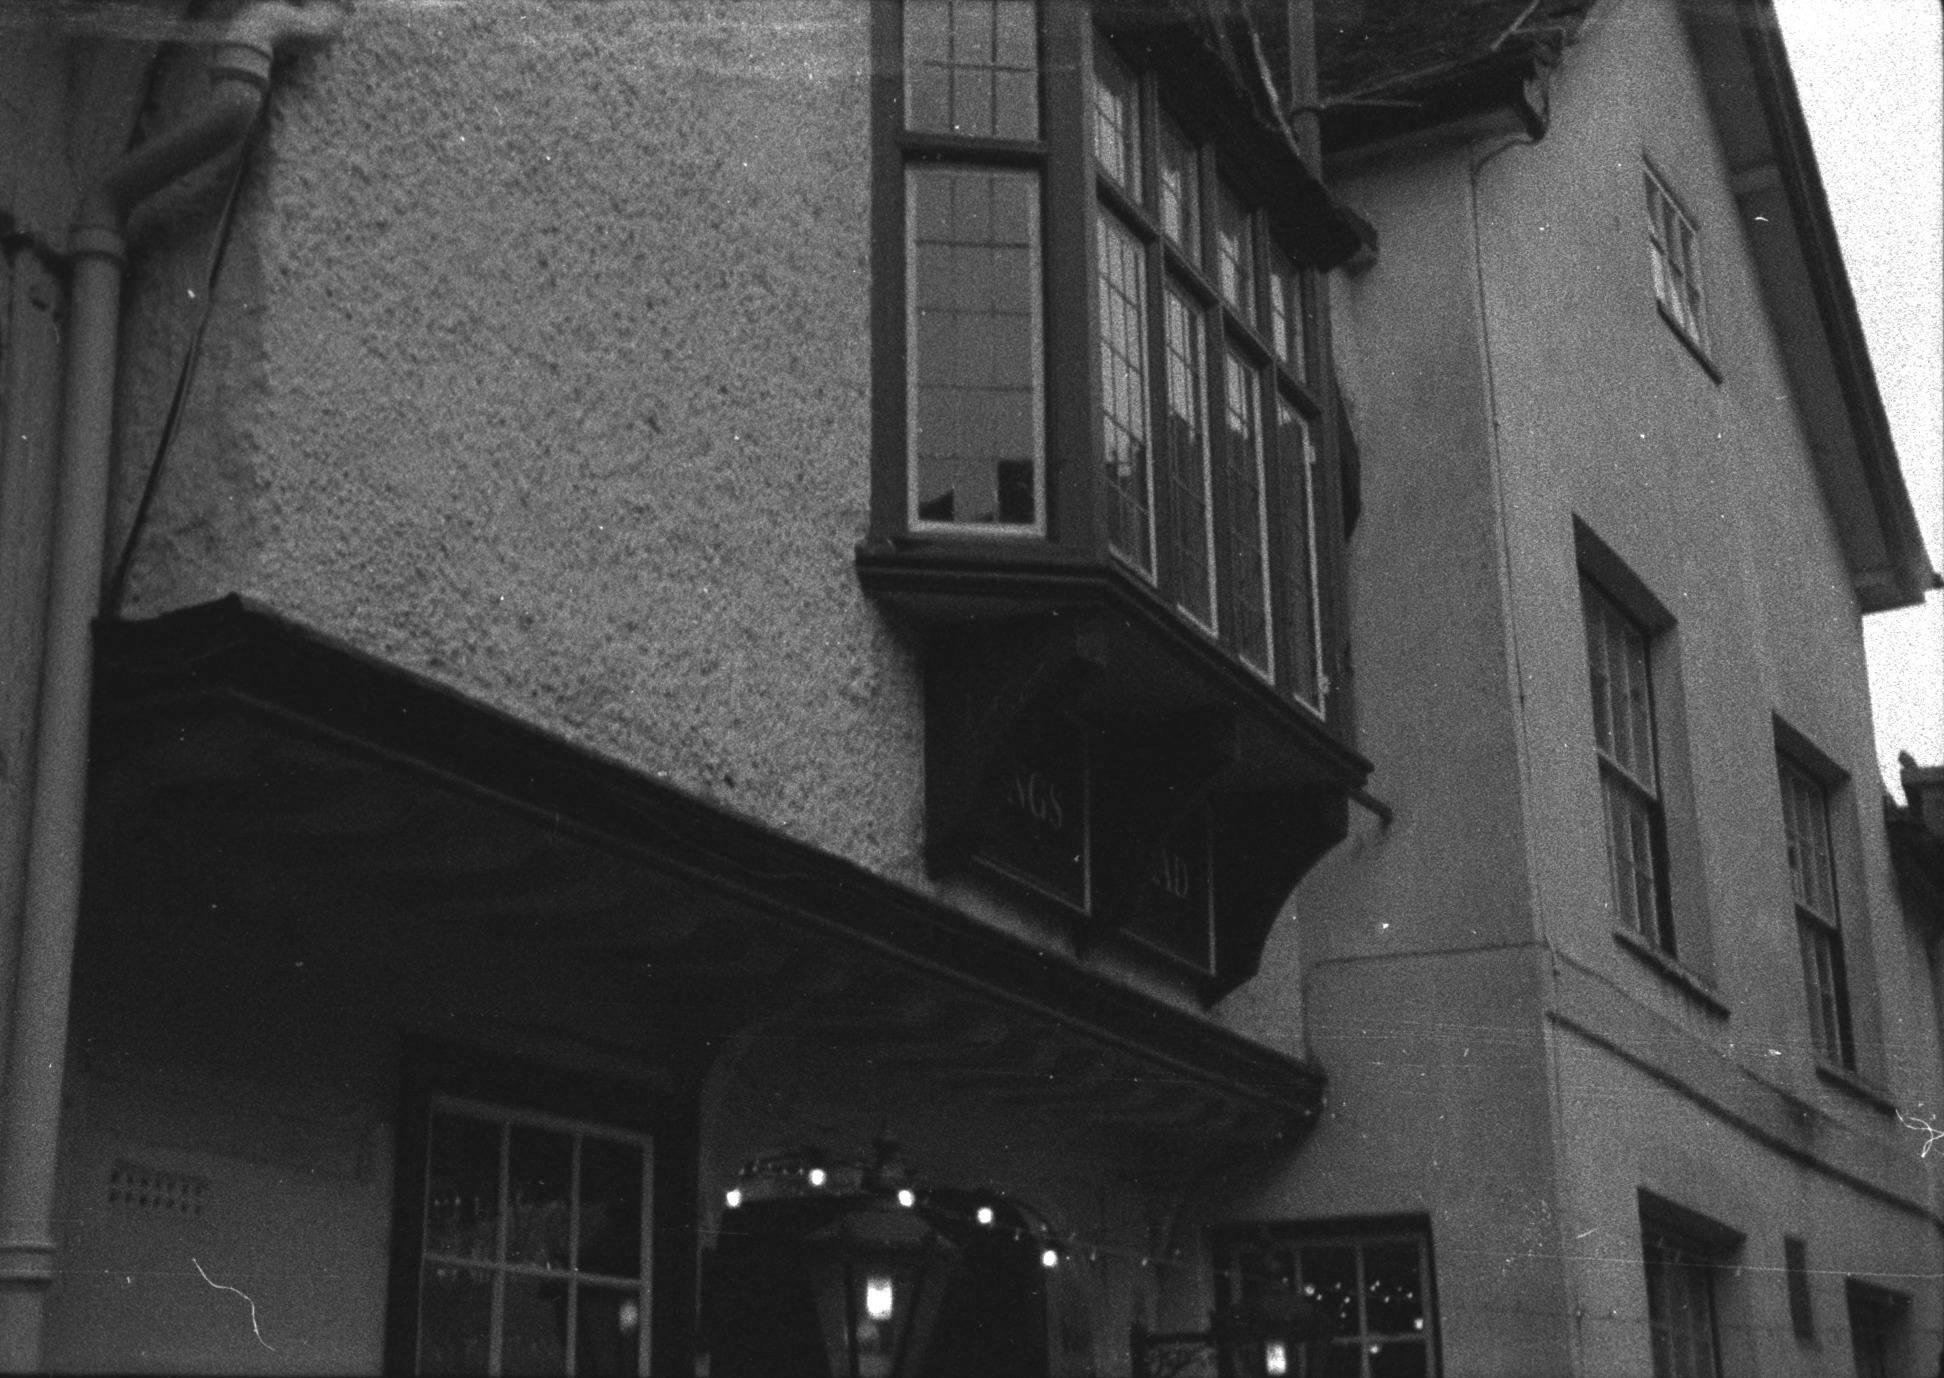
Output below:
[1644,1227,1722,1378]
[1779,754,1856,1068]
[1644,165,1707,353]
[1088,36,1327,706]
[1583,578,1672,952]
[889,3,1338,716]
[415,1098,654,1376]
[1230,1230,1437,1378]
[906,1,1045,532]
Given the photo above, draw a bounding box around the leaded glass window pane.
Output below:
[905,0,1039,140]
[1097,210,1153,571]
[1217,183,1256,323]
[1223,352,1272,678]
[1157,117,1199,258]
[1278,398,1320,708]
[910,165,1043,529]
[1091,38,1141,198]
[1163,283,1215,627]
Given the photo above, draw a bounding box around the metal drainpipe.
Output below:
[0,5,342,1366]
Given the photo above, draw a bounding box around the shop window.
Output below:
[1217,1222,1439,1377]
[408,1099,653,1375]
[387,1049,673,1377]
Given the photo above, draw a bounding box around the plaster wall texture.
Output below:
[1294,143,1540,967]
[1547,1023,1943,1377]
[107,1,925,879]
[1472,0,1923,1131]
[1220,946,1574,1377]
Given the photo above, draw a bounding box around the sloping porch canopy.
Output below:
[87,597,1327,1169]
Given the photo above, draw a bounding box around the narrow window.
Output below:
[1779,753,1856,1068]
[1156,116,1200,259]
[1644,1227,1721,1378]
[1583,577,1672,952]
[1162,284,1216,628]
[904,1,1045,533]
[1269,246,1306,381]
[416,1099,654,1376]
[905,0,1039,139]
[1277,398,1322,708]
[1644,165,1707,354]
[1097,215,1154,572]
[1783,1236,1813,1340]
[1223,351,1273,678]
[1216,182,1256,323]
[1090,37,1141,199]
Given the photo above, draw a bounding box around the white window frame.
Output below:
[1644,161,1709,358]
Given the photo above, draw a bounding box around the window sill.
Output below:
[1657,303,1723,384]
[1814,1061,1897,1116]
[1612,929,1730,1019]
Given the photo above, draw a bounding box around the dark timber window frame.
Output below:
[864,0,1350,720]
[860,0,1369,1001]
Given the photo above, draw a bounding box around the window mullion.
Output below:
[1043,1,1097,552]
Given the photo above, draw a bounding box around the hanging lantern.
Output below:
[803,1193,958,1378]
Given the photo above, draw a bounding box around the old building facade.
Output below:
[0,0,1936,1373]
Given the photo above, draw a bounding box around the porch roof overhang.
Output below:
[90,597,1325,1167]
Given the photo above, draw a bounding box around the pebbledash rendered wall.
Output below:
[1223,0,1944,1373]
[111,0,925,880]
[41,3,1204,1370]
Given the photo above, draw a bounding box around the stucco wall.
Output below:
[109,1,925,879]
[1475,0,1926,1128]
[1294,0,1943,1370]
[1549,1023,1942,1375]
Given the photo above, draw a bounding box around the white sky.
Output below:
[1775,0,1944,800]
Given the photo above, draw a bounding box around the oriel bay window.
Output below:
[861,0,1368,998]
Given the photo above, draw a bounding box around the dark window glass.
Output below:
[1644,1231,1720,1378]
[1098,210,1153,570]
[415,1104,652,1376]
[1583,579,1672,952]
[910,166,1043,528]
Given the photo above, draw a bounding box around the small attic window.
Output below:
[1643,163,1714,372]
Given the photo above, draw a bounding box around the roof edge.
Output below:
[1716,0,1937,611]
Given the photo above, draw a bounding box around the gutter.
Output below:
[0,6,342,1366]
